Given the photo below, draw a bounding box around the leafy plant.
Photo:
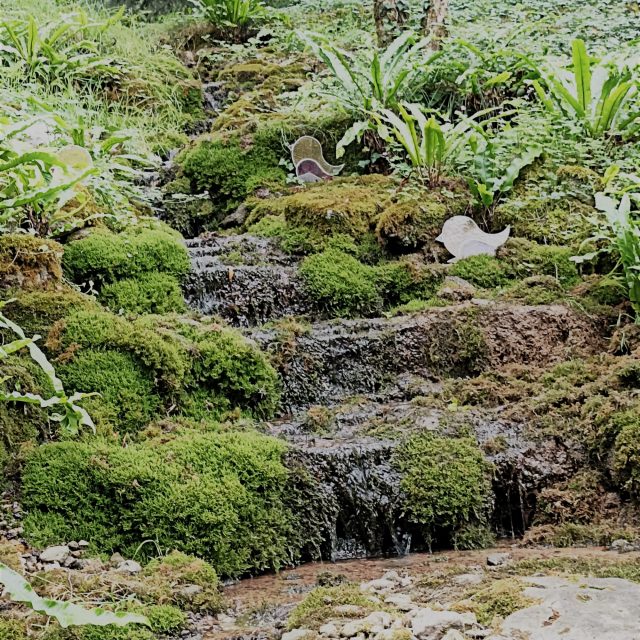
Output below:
[531,38,639,137]
[0,562,149,628]
[302,32,436,156]
[574,193,640,320]
[377,102,506,186]
[192,0,267,41]
[467,134,543,211]
[0,10,124,86]
[0,302,96,436]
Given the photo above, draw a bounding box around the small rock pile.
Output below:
[282,570,491,640]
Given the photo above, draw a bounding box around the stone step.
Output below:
[251,302,602,411]
[184,234,314,325]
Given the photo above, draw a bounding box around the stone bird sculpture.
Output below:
[436,215,510,263]
[290,136,344,183]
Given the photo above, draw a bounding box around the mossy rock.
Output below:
[57,350,161,433]
[99,273,186,315]
[161,192,217,238]
[48,310,280,425]
[249,175,396,239]
[450,255,510,289]
[0,235,63,290]
[0,354,56,473]
[178,130,287,214]
[1,289,101,339]
[62,227,189,287]
[22,430,299,577]
[376,184,472,252]
[394,432,493,546]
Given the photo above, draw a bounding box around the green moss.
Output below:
[0,234,63,290]
[58,626,154,640]
[394,432,492,546]
[144,551,222,612]
[450,255,509,289]
[49,310,280,421]
[145,604,187,633]
[248,175,395,239]
[500,238,579,286]
[58,350,161,433]
[501,276,565,305]
[0,354,56,471]
[62,227,189,287]
[613,420,640,498]
[178,136,286,213]
[288,584,383,630]
[459,578,535,625]
[0,289,100,338]
[0,620,28,640]
[22,430,300,577]
[248,214,323,255]
[300,249,382,317]
[99,273,186,315]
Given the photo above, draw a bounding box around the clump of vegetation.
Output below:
[21,430,300,577]
[394,432,492,548]
[287,584,384,630]
[99,273,186,315]
[456,578,536,625]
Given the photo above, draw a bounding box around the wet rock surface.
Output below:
[253,303,601,411]
[184,234,315,325]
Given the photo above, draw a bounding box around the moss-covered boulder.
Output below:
[99,273,186,315]
[376,183,472,252]
[21,430,298,576]
[62,226,189,288]
[0,235,63,290]
[46,310,280,430]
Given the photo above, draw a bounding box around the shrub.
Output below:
[22,431,298,577]
[62,228,189,287]
[99,273,186,315]
[58,350,161,433]
[394,432,492,547]
[300,249,382,316]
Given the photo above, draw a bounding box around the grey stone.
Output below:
[319,622,340,637]
[341,620,364,637]
[411,608,476,639]
[282,630,315,640]
[117,559,142,574]
[453,573,484,586]
[360,578,396,594]
[109,552,125,566]
[385,594,414,611]
[40,545,70,563]
[179,584,204,600]
[486,553,511,567]
[487,575,640,640]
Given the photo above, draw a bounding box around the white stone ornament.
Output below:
[290,136,344,183]
[435,215,510,263]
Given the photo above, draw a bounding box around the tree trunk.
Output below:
[421,0,449,51]
[373,0,410,48]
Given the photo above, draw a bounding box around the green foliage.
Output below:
[144,605,187,633]
[0,10,123,85]
[57,350,160,433]
[22,430,301,577]
[300,248,382,316]
[0,619,27,640]
[62,227,190,287]
[194,0,267,41]
[532,38,639,137]
[0,561,149,628]
[394,432,492,546]
[574,193,640,320]
[99,273,186,315]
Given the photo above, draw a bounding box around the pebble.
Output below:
[117,559,143,574]
[486,553,511,567]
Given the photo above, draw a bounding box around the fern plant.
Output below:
[531,38,639,137]
[377,102,508,186]
[0,10,124,85]
[192,0,266,41]
[0,562,149,628]
[0,303,96,436]
[302,32,436,156]
[574,193,640,320]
